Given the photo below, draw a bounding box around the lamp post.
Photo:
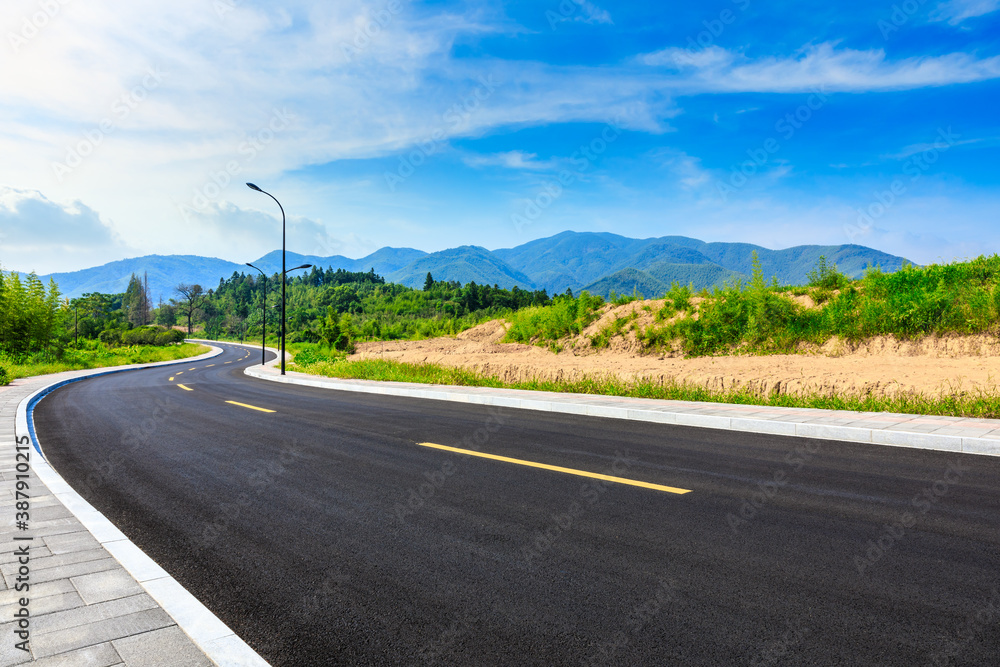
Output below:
[283,264,313,355]
[246,182,293,374]
[245,263,268,366]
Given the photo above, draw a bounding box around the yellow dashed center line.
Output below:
[169,377,174,382]
[206,364,215,367]
[176,384,193,391]
[415,442,692,495]
[226,401,276,413]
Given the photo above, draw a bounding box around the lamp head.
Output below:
[246,182,262,192]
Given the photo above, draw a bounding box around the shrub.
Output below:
[807,255,851,290]
[0,366,8,386]
[504,292,604,344]
[98,329,122,346]
[155,330,185,346]
[122,326,161,346]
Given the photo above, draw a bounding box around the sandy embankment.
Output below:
[350,300,1000,398]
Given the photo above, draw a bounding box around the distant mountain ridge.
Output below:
[25,231,913,300]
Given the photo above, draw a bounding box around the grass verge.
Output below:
[290,357,1000,419]
[0,343,210,383]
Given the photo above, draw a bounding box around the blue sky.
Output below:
[1,0,998,274]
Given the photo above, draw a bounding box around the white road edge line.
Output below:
[17,344,269,667]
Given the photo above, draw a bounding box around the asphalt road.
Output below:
[34,343,1000,666]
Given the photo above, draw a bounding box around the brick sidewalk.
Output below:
[0,351,267,667]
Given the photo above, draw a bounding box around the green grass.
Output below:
[0,343,209,382]
[289,357,1000,419]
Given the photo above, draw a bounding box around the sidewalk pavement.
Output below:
[240,344,1000,458]
[0,347,267,667]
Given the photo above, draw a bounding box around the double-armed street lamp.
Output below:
[247,182,308,375]
[246,261,313,367]
[245,263,268,366]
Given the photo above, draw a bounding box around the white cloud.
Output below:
[641,43,1000,92]
[640,46,735,70]
[0,187,128,273]
[463,151,560,170]
[931,0,1000,24]
[1,1,998,273]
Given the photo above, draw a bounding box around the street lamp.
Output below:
[246,182,292,374]
[245,263,268,366]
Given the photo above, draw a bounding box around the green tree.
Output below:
[171,284,206,334]
[424,272,434,291]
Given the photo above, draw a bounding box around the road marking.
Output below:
[177,384,193,391]
[189,368,197,371]
[415,442,692,495]
[169,377,174,382]
[206,364,215,367]
[226,401,276,413]
[225,361,232,364]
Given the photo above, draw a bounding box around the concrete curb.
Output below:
[17,344,269,667]
[228,343,1000,458]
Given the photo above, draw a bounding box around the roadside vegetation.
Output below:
[0,265,204,384]
[505,253,1000,357]
[287,357,1000,419]
[9,251,1000,416]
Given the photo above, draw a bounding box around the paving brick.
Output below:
[1,548,108,578]
[71,569,144,605]
[30,608,174,659]
[43,531,101,555]
[0,579,75,607]
[0,623,33,665]
[29,642,122,667]
[113,626,214,667]
[35,594,158,634]
[31,591,86,617]
[17,558,119,587]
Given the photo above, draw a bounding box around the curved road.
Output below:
[34,343,1000,665]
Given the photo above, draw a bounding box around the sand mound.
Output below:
[351,297,1000,398]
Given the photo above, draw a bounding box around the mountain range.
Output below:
[24,231,912,301]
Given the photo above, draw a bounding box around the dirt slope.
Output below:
[350,301,1000,398]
